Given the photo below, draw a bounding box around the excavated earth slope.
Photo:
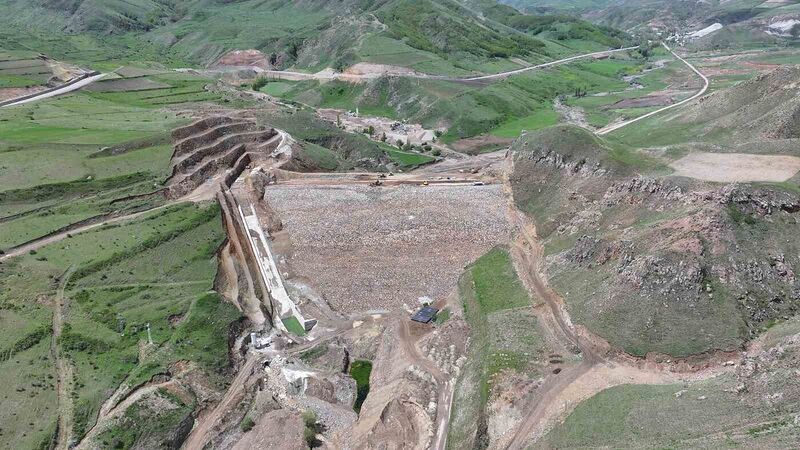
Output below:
[166,116,281,198]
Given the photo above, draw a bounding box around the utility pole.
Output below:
[146,323,153,345]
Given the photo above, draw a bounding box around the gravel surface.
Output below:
[264,184,514,312]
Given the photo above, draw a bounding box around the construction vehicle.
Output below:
[421,180,429,186]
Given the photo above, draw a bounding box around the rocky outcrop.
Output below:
[511,126,800,358]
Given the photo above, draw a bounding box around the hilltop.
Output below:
[506,0,800,49]
[0,0,629,73]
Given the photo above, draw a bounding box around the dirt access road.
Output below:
[597,43,709,135]
[399,320,454,450]
[500,156,735,448]
[183,355,259,450]
[503,204,602,450]
[254,47,638,84]
[52,266,76,450]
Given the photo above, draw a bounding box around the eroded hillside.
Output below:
[510,123,799,357]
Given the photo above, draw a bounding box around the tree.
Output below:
[302,411,317,428]
[396,139,404,149]
[303,428,317,447]
[637,41,651,59]
[380,132,387,142]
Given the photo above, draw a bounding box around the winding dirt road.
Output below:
[596,43,709,135]
[501,167,603,449]
[499,154,737,448]
[245,46,638,84]
[183,355,259,450]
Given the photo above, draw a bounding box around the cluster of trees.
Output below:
[394,139,440,156]
[356,124,441,156]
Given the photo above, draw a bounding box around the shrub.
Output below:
[302,410,317,428]
[252,77,269,91]
[303,427,317,447]
[240,417,255,432]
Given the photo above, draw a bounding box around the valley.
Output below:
[0,0,799,449]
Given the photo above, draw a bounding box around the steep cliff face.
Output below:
[510,125,800,357]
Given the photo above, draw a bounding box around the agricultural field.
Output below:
[0,202,237,449]
[382,146,436,168]
[0,52,52,88]
[0,67,229,251]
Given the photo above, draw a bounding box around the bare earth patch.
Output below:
[670,152,800,182]
[451,135,514,155]
[607,95,675,109]
[0,86,46,101]
[263,184,514,312]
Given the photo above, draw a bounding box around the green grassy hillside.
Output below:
[264,49,653,143]
[0,0,630,74]
[542,317,800,448]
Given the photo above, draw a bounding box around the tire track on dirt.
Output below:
[52,266,76,450]
[183,355,259,450]
[398,320,454,450]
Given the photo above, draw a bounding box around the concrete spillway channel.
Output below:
[235,202,307,334]
[217,186,311,334]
